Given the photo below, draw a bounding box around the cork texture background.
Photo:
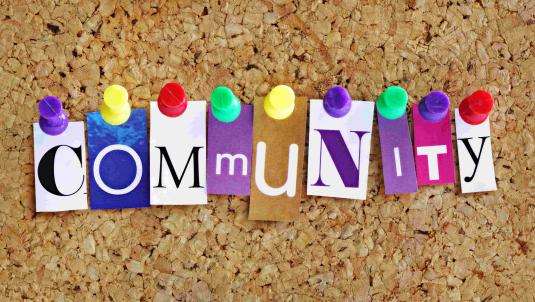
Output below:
[1,0,534,301]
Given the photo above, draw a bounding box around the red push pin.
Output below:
[158,82,187,117]
[459,90,493,125]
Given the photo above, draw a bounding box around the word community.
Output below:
[33,84,497,221]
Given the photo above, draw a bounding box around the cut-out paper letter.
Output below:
[207,105,253,195]
[255,142,299,197]
[377,113,418,194]
[416,145,447,181]
[87,109,150,209]
[33,121,88,212]
[150,101,207,205]
[412,104,455,185]
[307,100,374,199]
[454,109,497,193]
[249,97,307,221]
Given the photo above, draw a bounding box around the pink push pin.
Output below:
[459,90,493,125]
[38,96,68,135]
[418,91,450,122]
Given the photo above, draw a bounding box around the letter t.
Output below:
[416,145,447,181]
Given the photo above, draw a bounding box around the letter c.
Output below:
[37,145,84,196]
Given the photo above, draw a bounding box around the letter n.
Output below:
[313,130,369,188]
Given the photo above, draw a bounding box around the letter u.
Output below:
[254,142,298,197]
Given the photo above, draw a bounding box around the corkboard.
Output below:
[1,1,534,301]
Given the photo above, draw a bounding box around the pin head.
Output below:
[377,86,408,120]
[38,96,68,135]
[418,91,450,122]
[158,82,187,118]
[210,86,241,123]
[323,86,351,118]
[264,85,295,120]
[101,85,131,126]
[459,90,493,125]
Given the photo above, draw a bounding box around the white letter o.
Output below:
[93,144,142,195]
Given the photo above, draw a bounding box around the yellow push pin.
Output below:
[264,85,295,120]
[101,84,131,126]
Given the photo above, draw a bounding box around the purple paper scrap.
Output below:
[207,104,253,195]
[377,112,418,194]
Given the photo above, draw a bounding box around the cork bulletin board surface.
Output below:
[1,1,534,301]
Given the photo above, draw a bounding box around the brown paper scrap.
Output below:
[249,97,307,221]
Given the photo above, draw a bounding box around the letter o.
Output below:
[93,144,142,195]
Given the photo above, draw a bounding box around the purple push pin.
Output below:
[38,96,69,136]
[323,85,352,118]
[418,91,450,122]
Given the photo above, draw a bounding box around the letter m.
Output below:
[154,146,203,188]
[216,153,248,176]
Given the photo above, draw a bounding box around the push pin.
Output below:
[264,85,295,120]
[101,85,131,125]
[323,85,351,118]
[158,82,187,118]
[459,90,493,125]
[418,91,450,122]
[210,86,241,123]
[38,96,69,135]
[376,86,408,120]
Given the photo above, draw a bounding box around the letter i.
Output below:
[394,147,402,177]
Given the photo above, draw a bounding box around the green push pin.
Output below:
[210,86,241,123]
[376,86,408,120]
